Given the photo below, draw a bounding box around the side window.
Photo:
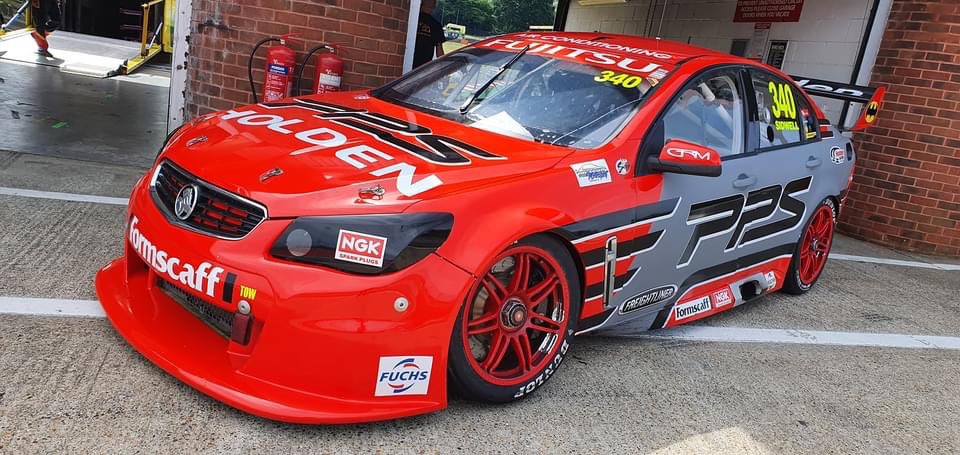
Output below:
[661,70,745,157]
[797,95,819,140]
[751,71,802,148]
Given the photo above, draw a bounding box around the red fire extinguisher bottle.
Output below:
[312,45,343,95]
[262,34,298,102]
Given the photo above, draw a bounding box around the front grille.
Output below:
[151,161,266,239]
[158,278,233,338]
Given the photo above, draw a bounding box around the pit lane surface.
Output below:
[1,150,959,453]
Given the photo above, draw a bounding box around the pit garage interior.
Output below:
[1,0,959,452]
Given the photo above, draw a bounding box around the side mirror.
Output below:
[647,140,722,177]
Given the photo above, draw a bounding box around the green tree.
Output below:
[436,0,495,36]
[492,0,556,34]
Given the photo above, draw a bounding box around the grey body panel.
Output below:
[594,131,852,334]
[579,64,855,334]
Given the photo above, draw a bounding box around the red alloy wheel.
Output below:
[798,205,834,286]
[461,246,570,386]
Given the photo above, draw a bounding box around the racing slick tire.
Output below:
[448,235,581,403]
[783,198,836,295]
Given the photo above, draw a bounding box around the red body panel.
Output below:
[97,181,474,423]
[663,256,791,328]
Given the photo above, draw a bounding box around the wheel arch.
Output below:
[825,195,840,219]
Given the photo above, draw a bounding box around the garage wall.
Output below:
[842,0,960,256]
[564,0,874,122]
[185,0,409,118]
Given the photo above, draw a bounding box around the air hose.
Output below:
[247,37,280,104]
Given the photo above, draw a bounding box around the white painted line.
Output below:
[0,187,128,206]
[4,296,960,351]
[0,297,105,318]
[830,253,960,271]
[629,325,960,350]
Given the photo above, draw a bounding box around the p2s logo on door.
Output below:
[679,176,813,267]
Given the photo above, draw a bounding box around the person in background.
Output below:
[30,0,61,58]
[413,0,444,69]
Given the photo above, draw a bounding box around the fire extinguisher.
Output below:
[296,44,343,96]
[247,34,299,103]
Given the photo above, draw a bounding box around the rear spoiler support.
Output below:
[790,75,886,132]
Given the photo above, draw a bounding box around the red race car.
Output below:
[96,32,884,423]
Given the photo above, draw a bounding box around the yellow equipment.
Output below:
[121,0,175,74]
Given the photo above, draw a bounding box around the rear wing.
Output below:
[790,76,886,132]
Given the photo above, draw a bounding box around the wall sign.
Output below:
[765,40,788,69]
[745,23,770,61]
[734,0,804,23]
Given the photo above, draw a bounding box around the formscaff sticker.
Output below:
[674,296,712,321]
[128,216,225,298]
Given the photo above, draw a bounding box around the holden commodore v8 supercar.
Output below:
[96,32,885,423]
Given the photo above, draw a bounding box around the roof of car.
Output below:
[498,31,727,65]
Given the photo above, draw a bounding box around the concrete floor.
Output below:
[0,58,958,454]
[0,60,167,168]
[1,150,958,453]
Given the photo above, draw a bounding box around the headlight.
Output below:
[270,213,453,274]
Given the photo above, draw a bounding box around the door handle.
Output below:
[732,174,756,189]
[806,157,821,168]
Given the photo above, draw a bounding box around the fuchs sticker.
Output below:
[375,356,432,396]
[765,271,778,289]
[571,159,612,187]
[831,146,845,165]
[620,285,677,314]
[674,296,711,321]
[712,288,733,308]
[335,229,388,267]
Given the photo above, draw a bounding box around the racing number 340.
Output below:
[594,70,645,89]
[678,176,813,267]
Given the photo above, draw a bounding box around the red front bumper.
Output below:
[95,178,475,424]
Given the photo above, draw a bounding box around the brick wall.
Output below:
[840,0,960,257]
[185,0,409,117]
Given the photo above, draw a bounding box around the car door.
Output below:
[728,69,825,276]
[599,65,753,331]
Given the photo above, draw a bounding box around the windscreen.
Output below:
[373,47,668,149]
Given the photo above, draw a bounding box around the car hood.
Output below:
[161,92,572,217]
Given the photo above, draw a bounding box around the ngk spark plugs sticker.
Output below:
[335,229,388,267]
[712,287,733,308]
[376,356,433,396]
[570,159,612,187]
